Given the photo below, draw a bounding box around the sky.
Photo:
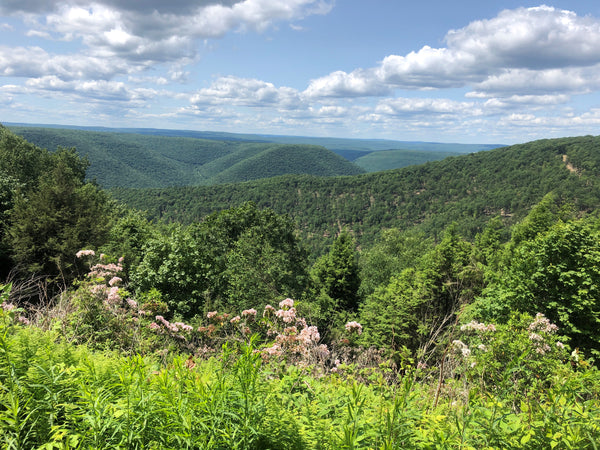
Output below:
[2,1,600,144]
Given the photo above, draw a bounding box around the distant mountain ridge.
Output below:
[7,126,364,188]
[353,149,459,171]
[4,122,505,151]
[7,123,504,177]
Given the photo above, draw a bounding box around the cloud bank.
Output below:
[1,3,600,142]
[306,6,600,98]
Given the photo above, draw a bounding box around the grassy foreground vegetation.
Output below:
[2,286,599,449]
[1,125,600,448]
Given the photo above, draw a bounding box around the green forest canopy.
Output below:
[1,125,600,448]
[111,135,600,253]
[8,126,364,188]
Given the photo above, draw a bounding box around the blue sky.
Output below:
[2,1,600,144]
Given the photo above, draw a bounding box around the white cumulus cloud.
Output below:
[3,0,332,67]
[190,76,304,109]
[306,6,600,98]
[375,97,481,116]
[471,66,600,96]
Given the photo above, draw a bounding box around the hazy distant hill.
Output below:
[111,135,600,252]
[5,122,504,150]
[208,144,364,184]
[7,123,503,173]
[353,149,459,172]
[8,126,364,188]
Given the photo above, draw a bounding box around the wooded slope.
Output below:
[111,135,600,252]
[8,126,364,188]
[353,148,459,172]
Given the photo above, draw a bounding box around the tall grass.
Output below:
[1,288,599,448]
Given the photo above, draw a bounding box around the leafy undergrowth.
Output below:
[1,273,600,449]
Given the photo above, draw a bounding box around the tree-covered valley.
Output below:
[111,134,600,254]
[7,126,365,188]
[1,123,599,448]
[7,125,500,188]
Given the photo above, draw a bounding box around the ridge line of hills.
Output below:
[7,125,364,188]
[6,124,503,188]
[5,123,599,256]
[109,134,600,253]
[4,122,504,151]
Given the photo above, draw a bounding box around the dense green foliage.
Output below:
[472,216,600,357]
[357,228,432,298]
[9,126,364,188]
[0,126,112,283]
[354,148,459,172]
[111,135,600,254]
[359,225,482,358]
[307,230,361,334]
[1,126,600,448]
[1,292,599,449]
[0,127,49,271]
[130,202,309,318]
[232,134,501,154]
[9,149,111,282]
[208,144,365,184]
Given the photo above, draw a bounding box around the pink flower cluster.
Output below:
[275,307,296,323]
[76,249,95,258]
[126,298,138,309]
[108,277,122,287]
[106,286,121,306]
[299,325,320,344]
[18,316,30,325]
[89,273,123,309]
[345,321,363,335]
[460,320,496,333]
[260,299,330,364]
[175,322,194,332]
[88,263,123,279]
[279,298,294,309]
[452,339,471,357]
[1,301,15,312]
[75,251,147,320]
[528,332,543,342]
[151,315,193,334]
[197,324,217,335]
[205,311,235,326]
[266,328,329,361]
[262,343,283,357]
[263,304,276,317]
[197,309,251,339]
[528,313,559,333]
[526,313,560,355]
[1,301,31,326]
[145,298,340,371]
[272,298,297,323]
[242,308,257,318]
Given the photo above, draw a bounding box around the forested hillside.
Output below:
[1,125,599,448]
[8,124,503,181]
[8,126,364,188]
[112,135,600,253]
[7,122,501,153]
[353,148,459,171]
